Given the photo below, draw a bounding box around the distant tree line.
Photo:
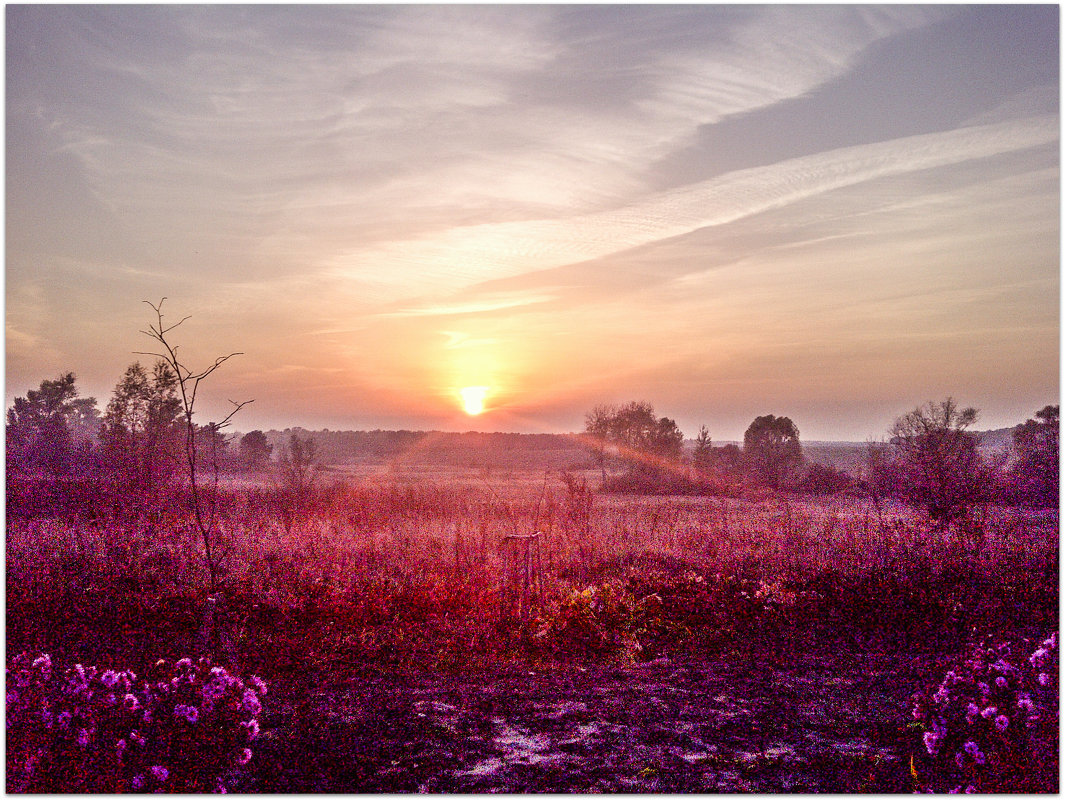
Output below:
[581,398,1060,522]
[6,367,278,484]
[7,363,1058,528]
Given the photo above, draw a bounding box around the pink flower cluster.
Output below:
[6,652,267,793]
[910,632,1058,793]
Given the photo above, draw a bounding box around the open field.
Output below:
[6,466,1058,792]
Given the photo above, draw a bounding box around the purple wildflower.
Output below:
[241,718,260,740]
[923,732,941,755]
[954,751,965,768]
[174,704,199,724]
[149,765,169,782]
[994,714,1009,732]
[101,669,119,688]
[130,730,146,746]
[76,727,91,748]
[1038,672,1050,686]
[116,738,127,755]
[980,706,998,719]
[241,689,261,716]
[237,748,253,765]
[132,774,145,790]
[995,676,1007,689]
[963,740,980,756]
[175,658,192,671]
[964,786,976,794]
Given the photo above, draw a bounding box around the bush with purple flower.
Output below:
[910,632,1057,793]
[6,652,266,793]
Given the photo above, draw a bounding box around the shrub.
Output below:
[6,652,266,793]
[799,462,852,495]
[909,633,1058,793]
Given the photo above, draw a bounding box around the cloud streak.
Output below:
[329,116,1056,297]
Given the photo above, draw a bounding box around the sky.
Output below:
[5,4,1060,441]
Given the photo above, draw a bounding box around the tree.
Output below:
[239,430,273,471]
[743,414,802,489]
[889,398,991,525]
[6,373,99,477]
[583,401,684,479]
[692,425,713,476]
[138,299,251,594]
[584,403,616,482]
[100,361,183,498]
[1009,404,1059,507]
[275,433,320,533]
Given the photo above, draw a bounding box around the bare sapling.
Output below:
[137,298,252,595]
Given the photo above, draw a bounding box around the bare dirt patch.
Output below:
[244,649,944,793]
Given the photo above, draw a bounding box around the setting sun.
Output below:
[459,386,490,416]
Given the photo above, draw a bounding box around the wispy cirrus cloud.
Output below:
[327,115,1056,297]
[6,5,1057,437]
[380,291,560,318]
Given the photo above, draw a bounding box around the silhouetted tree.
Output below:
[138,298,251,594]
[239,430,273,471]
[889,398,991,525]
[692,425,713,476]
[584,403,616,481]
[1009,404,1059,507]
[743,414,802,489]
[6,373,99,477]
[583,401,684,479]
[100,361,182,498]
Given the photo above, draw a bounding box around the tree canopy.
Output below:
[6,373,99,477]
[1009,404,1059,507]
[889,398,990,524]
[583,401,684,478]
[743,414,802,489]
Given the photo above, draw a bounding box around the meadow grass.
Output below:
[7,468,1057,792]
[8,470,1057,674]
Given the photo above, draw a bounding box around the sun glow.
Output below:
[459,386,490,416]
